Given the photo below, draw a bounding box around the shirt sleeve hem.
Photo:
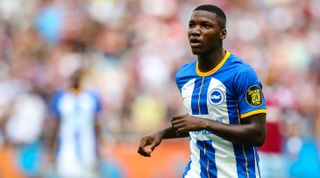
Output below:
[240,109,267,119]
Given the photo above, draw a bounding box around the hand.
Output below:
[138,132,163,157]
[171,114,206,133]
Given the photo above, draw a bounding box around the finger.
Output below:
[138,150,151,157]
[171,114,186,121]
[138,138,152,157]
[173,123,189,132]
[177,127,187,133]
[138,150,150,157]
[149,141,160,152]
[138,138,151,148]
[138,147,151,157]
[172,122,186,129]
[171,119,185,126]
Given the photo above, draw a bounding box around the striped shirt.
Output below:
[176,51,266,178]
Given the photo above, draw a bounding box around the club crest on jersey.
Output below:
[246,85,263,106]
[208,88,224,105]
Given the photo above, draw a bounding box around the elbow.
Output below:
[252,125,266,147]
[255,135,265,147]
[253,129,266,147]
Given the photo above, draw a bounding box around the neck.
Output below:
[197,46,225,73]
[70,86,81,94]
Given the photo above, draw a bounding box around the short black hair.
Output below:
[193,4,226,28]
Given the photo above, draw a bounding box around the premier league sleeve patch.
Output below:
[245,85,263,106]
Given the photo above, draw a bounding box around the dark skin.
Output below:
[138,10,266,157]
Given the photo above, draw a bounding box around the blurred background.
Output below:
[0,0,319,177]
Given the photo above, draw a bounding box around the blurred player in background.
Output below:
[138,4,267,178]
[49,68,103,178]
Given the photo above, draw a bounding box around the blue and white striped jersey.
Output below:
[176,51,267,178]
[51,89,102,176]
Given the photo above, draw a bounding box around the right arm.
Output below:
[48,118,60,161]
[138,125,189,157]
[47,91,62,161]
[138,67,189,157]
[160,126,190,139]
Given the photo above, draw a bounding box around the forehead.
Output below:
[189,10,218,23]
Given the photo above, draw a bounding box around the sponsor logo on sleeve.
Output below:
[245,85,263,106]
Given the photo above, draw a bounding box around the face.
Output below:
[188,10,226,55]
[70,70,83,89]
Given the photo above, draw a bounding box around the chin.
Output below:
[191,48,203,55]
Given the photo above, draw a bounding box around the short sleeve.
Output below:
[233,66,267,119]
[87,90,102,114]
[50,90,64,119]
[92,92,102,113]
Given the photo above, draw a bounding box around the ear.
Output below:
[220,29,227,40]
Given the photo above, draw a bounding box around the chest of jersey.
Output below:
[56,92,100,128]
[58,93,96,116]
[181,76,233,124]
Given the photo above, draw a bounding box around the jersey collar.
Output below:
[196,50,230,77]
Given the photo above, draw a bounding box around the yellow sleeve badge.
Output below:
[245,85,263,106]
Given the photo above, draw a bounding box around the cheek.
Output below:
[187,31,192,38]
[205,35,219,45]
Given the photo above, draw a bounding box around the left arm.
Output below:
[171,113,266,146]
[95,115,103,144]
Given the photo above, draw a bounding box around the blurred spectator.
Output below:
[4,86,46,177]
[5,87,46,145]
[36,0,64,44]
[259,94,288,178]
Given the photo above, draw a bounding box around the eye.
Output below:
[188,23,195,29]
[202,24,212,29]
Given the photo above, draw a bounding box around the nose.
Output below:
[190,25,201,36]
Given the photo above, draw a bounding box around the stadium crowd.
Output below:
[0,0,319,177]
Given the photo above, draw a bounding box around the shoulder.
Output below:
[82,89,101,100]
[86,90,103,106]
[85,89,99,95]
[228,54,249,69]
[176,60,196,73]
[176,60,196,78]
[50,90,66,112]
[227,53,257,77]
[52,89,66,100]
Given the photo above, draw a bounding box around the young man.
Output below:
[50,69,102,178]
[138,4,267,178]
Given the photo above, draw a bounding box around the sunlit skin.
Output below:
[138,10,266,157]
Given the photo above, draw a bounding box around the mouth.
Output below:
[189,38,202,47]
